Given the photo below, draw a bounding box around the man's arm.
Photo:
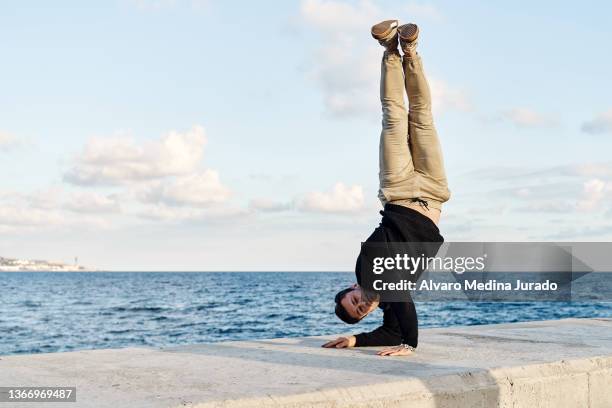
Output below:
[354,305,403,347]
[373,301,418,356]
[323,303,417,349]
[388,301,418,348]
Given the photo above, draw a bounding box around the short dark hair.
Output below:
[334,287,361,324]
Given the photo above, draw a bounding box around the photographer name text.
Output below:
[373,279,558,292]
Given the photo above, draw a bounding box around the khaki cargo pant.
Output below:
[378,51,450,211]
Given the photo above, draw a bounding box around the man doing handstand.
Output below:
[322,20,450,357]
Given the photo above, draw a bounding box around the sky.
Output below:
[1,0,611,270]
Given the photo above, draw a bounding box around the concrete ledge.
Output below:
[1,318,611,407]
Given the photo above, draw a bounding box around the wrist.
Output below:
[348,335,357,347]
[400,343,416,352]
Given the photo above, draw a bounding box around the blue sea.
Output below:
[1,272,611,356]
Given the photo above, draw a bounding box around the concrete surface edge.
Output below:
[187,356,612,408]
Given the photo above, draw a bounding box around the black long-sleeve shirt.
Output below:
[353,203,443,348]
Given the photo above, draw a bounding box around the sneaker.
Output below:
[398,23,419,57]
[371,20,399,51]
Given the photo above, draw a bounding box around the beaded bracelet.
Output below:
[401,344,416,352]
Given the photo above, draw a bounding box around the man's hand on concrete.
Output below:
[321,336,356,348]
[377,345,414,356]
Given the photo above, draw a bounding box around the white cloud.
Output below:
[64,125,206,186]
[543,224,612,240]
[250,183,369,214]
[501,108,558,128]
[581,109,612,134]
[249,198,292,212]
[22,188,63,210]
[0,189,121,231]
[133,203,246,222]
[64,192,121,214]
[132,205,205,222]
[250,183,371,214]
[63,124,232,215]
[137,170,231,207]
[299,0,468,118]
[0,205,64,227]
[464,162,612,216]
[296,182,364,213]
[520,201,575,213]
[1,124,235,231]
[565,162,612,178]
[463,162,612,182]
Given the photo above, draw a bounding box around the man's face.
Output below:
[340,285,380,320]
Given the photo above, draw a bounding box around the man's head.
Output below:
[334,283,380,324]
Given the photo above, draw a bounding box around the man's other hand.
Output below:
[321,336,356,348]
[377,345,414,356]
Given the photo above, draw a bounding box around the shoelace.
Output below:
[411,197,429,211]
[402,40,418,56]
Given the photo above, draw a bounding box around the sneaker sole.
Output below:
[398,23,419,42]
[371,20,398,40]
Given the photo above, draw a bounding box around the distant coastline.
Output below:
[0,256,94,272]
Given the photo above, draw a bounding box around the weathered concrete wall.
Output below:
[0,318,610,407]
